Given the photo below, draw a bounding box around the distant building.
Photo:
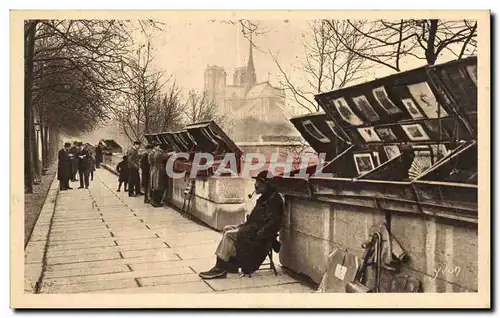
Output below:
[203,38,289,123]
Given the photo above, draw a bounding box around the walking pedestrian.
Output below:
[77,144,92,189]
[57,142,73,190]
[116,155,129,192]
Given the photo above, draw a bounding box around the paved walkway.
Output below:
[25,168,313,294]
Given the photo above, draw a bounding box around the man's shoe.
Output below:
[227,267,239,274]
[117,189,121,192]
[78,186,84,189]
[67,187,73,190]
[129,194,137,197]
[198,267,227,280]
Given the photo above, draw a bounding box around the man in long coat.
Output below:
[77,143,93,189]
[95,143,103,168]
[150,144,169,207]
[198,170,284,279]
[126,140,143,197]
[57,142,73,190]
[141,144,154,203]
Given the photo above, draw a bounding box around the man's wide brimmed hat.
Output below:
[252,170,275,183]
[64,142,71,147]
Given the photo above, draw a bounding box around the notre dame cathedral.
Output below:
[203,39,289,125]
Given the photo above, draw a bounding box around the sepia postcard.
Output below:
[11,9,491,309]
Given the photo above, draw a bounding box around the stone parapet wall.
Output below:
[278,181,478,293]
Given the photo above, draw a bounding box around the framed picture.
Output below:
[401,98,425,119]
[372,151,381,166]
[331,97,363,126]
[357,126,382,143]
[353,153,375,175]
[407,82,449,119]
[466,64,477,85]
[401,124,430,141]
[372,86,401,115]
[384,145,401,160]
[303,120,330,143]
[352,95,380,122]
[374,127,398,142]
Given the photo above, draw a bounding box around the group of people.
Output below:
[57,141,103,190]
[116,140,172,207]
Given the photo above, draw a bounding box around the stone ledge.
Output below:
[24,177,59,294]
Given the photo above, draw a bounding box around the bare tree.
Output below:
[270,20,371,115]
[329,19,477,71]
[24,19,163,192]
[184,90,220,124]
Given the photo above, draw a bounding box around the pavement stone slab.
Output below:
[25,168,306,295]
[90,281,214,293]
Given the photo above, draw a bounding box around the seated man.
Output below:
[199,170,284,279]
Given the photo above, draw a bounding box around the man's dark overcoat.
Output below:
[236,187,284,274]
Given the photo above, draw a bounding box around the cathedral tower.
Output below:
[244,34,257,94]
[204,65,227,114]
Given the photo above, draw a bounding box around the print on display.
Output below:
[384,145,401,160]
[407,82,449,119]
[357,126,382,143]
[352,95,380,122]
[374,127,398,142]
[401,98,425,119]
[353,153,375,175]
[331,97,363,126]
[401,124,430,141]
[303,120,330,143]
[372,86,401,114]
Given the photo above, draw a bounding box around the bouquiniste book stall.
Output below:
[273,57,478,292]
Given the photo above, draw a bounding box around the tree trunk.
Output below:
[24,21,37,193]
[425,19,439,65]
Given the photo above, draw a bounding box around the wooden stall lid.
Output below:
[290,112,352,162]
[186,120,242,157]
[314,57,477,149]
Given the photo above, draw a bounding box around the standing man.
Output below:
[69,141,80,182]
[95,142,103,169]
[77,143,92,189]
[141,144,154,204]
[127,140,143,197]
[151,144,169,207]
[57,142,73,190]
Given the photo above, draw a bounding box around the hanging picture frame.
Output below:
[357,126,382,143]
[401,124,430,141]
[384,145,401,160]
[353,153,375,175]
[372,86,401,115]
[352,95,380,122]
[407,82,449,119]
[401,98,425,119]
[374,127,398,142]
[303,120,330,143]
[331,97,363,126]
